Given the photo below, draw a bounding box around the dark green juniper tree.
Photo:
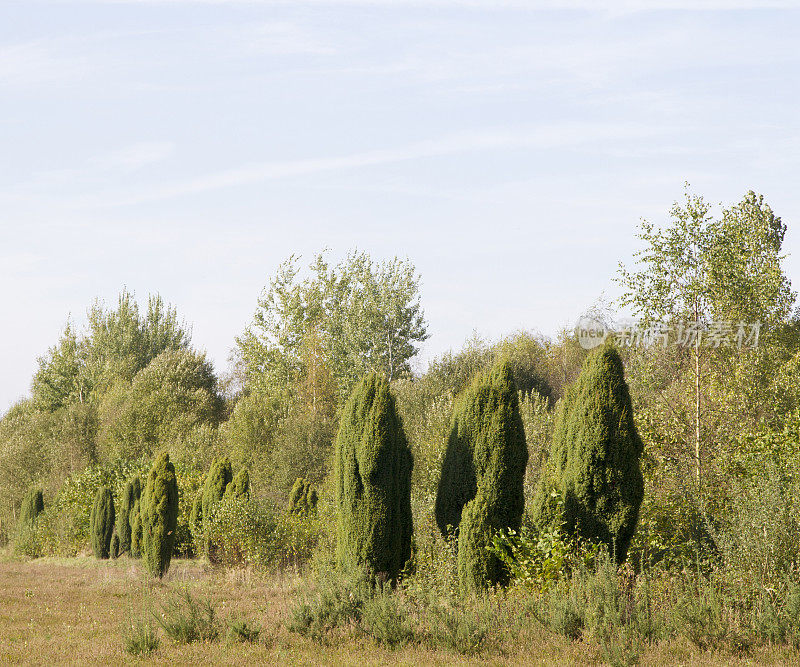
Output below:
[130,496,143,559]
[114,477,139,556]
[201,457,233,522]
[90,486,115,559]
[533,344,644,563]
[435,360,528,592]
[200,457,233,560]
[289,477,318,516]
[335,373,413,582]
[19,488,44,528]
[224,469,250,501]
[141,452,179,578]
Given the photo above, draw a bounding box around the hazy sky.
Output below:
[2,1,799,411]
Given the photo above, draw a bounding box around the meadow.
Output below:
[2,553,797,666]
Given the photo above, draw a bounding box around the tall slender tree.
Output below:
[335,373,413,581]
[435,360,527,591]
[533,344,644,563]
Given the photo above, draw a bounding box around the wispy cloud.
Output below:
[50,122,661,208]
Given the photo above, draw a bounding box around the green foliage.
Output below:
[32,291,191,414]
[141,453,179,578]
[435,360,528,591]
[226,616,262,643]
[19,488,44,528]
[288,567,374,642]
[114,477,139,556]
[487,526,598,593]
[534,344,644,564]
[289,478,318,515]
[155,588,218,644]
[90,486,115,559]
[123,615,160,656]
[189,490,203,547]
[200,456,232,560]
[224,469,250,501]
[203,495,319,570]
[201,457,232,525]
[423,602,489,655]
[335,373,413,581]
[98,348,223,462]
[237,251,428,402]
[361,591,414,648]
[110,530,120,559]
[130,498,142,559]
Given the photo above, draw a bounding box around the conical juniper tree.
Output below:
[115,477,139,556]
[201,457,233,523]
[141,452,179,578]
[130,475,143,558]
[435,360,528,592]
[533,343,644,564]
[90,486,115,559]
[200,457,233,560]
[224,469,250,501]
[19,488,44,528]
[335,373,413,582]
[289,478,318,516]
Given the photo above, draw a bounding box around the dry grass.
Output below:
[0,555,796,665]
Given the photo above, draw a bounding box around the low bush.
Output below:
[123,615,160,657]
[361,591,414,648]
[288,568,374,643]
[155,588,218,644]
[487,524,598,594]
[203,496,320,570]
[423,600,489,655]
[226,616,261,643]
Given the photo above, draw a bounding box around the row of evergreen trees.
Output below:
[88,453,179,578]
[73,342,641,588]
[335,343,643,590]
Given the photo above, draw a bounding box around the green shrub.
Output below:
[141,453,179,578]
[224,469,250,500]
[90,486,115,559]
[201,457,233,560]
[435,360,528,592]
[534,344,643,564]
[361,591,414,648]
[130,498,143,559]
[423,601,489,655]
[289,478,318,516]
[487,525,598,593]
[288,567,374,642]
[189,490,203,548]
[155,588,218,644]
[15,488,46,557]
[19,488,44,529]
[201,457,232,523]
[204,496,275,568]
[202,494,319,570]
[226,616,261,643]
[115,477,140,556]
[335,373,413,582]
[123,615,160,656]
[110,530,120,559]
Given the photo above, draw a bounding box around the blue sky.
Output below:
[1,1,799,410]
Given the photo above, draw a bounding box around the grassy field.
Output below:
[0,555,796,666]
